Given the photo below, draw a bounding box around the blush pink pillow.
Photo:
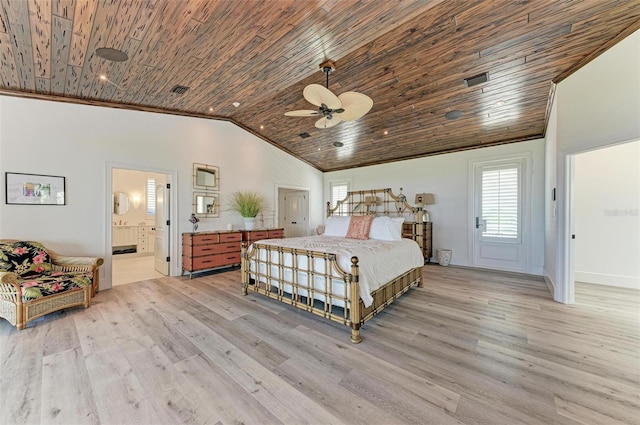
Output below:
[345,215,374,240]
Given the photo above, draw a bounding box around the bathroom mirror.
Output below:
[193,163,219,190]
[193,192,219,217]
[113,192,131,215]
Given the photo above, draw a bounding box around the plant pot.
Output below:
[437,249,452,266]
[243,217,257,230]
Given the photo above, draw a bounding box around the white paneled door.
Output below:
[154,183,170,275]
[472,156,529,272]
[279,189,309,237]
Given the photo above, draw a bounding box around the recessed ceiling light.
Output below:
[232,102,240,108]
[99,75,107,80]
[383,130,389,135]
[495,100,505,106]
[95,47,128,62]
[445,110,464,120]
[209,107,214,112]
[333,141,344,147]
[260,125,264,130]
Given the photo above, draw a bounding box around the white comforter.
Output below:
[250,235,424,307]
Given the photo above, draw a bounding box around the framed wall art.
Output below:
[5,172,66,205]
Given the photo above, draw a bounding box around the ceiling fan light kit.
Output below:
[285,60,373,129]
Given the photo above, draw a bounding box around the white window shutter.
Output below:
[481,167,518,239]
[147,178,156,216]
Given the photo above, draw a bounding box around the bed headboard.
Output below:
[326,188,420,219]
[326,188,426,244]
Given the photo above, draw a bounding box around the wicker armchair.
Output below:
[0,239,103,330]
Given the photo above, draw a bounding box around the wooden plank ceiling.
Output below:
[1,0,639,172]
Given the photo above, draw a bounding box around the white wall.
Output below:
[574,141,640,289]
[324,139,546,274]
[547,28,640,303]
[0,97,324,288]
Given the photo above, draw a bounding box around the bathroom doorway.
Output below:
[111,168,172,286]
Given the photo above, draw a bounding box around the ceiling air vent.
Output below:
[464,73,489,88]
[299,132,311,139]
[170,85,190,95]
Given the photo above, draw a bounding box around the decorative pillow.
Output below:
[369,216,405,241]
[345,215,374,240]
[324,216,351,237]
[0,241,53,277]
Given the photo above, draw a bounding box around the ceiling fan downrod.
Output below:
[319,59,336,89]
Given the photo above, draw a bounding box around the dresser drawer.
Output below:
[193,242,240,256]
[248,231,268,240]
[220,232,241,242]
[191,252,240,270]
[193,234,219,244]
[268,229,284,238]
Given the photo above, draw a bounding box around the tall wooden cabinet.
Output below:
[182,231,242,278]
[402,221,433,263]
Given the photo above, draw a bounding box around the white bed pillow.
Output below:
[324,216,352,237]
[369,216,405,241]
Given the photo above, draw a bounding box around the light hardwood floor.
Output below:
[0,266,638,425]
[112,255,164,286]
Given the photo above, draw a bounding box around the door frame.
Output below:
[275,184,310,236]
[105,162,179,290]
[468,152,533,273]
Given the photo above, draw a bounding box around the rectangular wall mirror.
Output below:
[193,163,219,190]
[193,192,219,217]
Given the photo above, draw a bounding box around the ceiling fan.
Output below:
[285,60,373,129]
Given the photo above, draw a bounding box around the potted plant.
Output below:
[229,191,266,230]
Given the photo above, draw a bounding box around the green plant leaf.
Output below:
[228,191,266,217]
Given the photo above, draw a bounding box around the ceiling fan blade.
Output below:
[315,116,342,129]
[284,110,319,117]
[304,84,342,109]
[336,91,373,121]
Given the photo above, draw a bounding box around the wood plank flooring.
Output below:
[0,266,638,425]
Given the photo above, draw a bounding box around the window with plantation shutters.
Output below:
[330,182,349,215]
[481,165,520,240]
[147,178,156,216]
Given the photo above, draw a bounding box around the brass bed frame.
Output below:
[241,188,425,343]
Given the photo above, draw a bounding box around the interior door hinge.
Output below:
[166,220,170,226]
[166,183,171,189]
[166,256,170,262]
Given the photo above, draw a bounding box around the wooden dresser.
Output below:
[241,228,285,246]
[402,221,433,263]
[182,231,242,278]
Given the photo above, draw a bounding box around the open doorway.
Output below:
[110,168,172,286]
[567,140,639,303]
[276,185,310,237]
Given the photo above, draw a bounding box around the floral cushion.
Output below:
[19,271,93,301]
[0,241,53,277]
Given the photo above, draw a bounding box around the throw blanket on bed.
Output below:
[252,235,424,307]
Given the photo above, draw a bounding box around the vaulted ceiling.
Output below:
[1,1,639,172]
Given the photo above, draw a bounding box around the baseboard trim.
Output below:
[575,271,639,290]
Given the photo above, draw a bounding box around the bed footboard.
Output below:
[241,242,422,343]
